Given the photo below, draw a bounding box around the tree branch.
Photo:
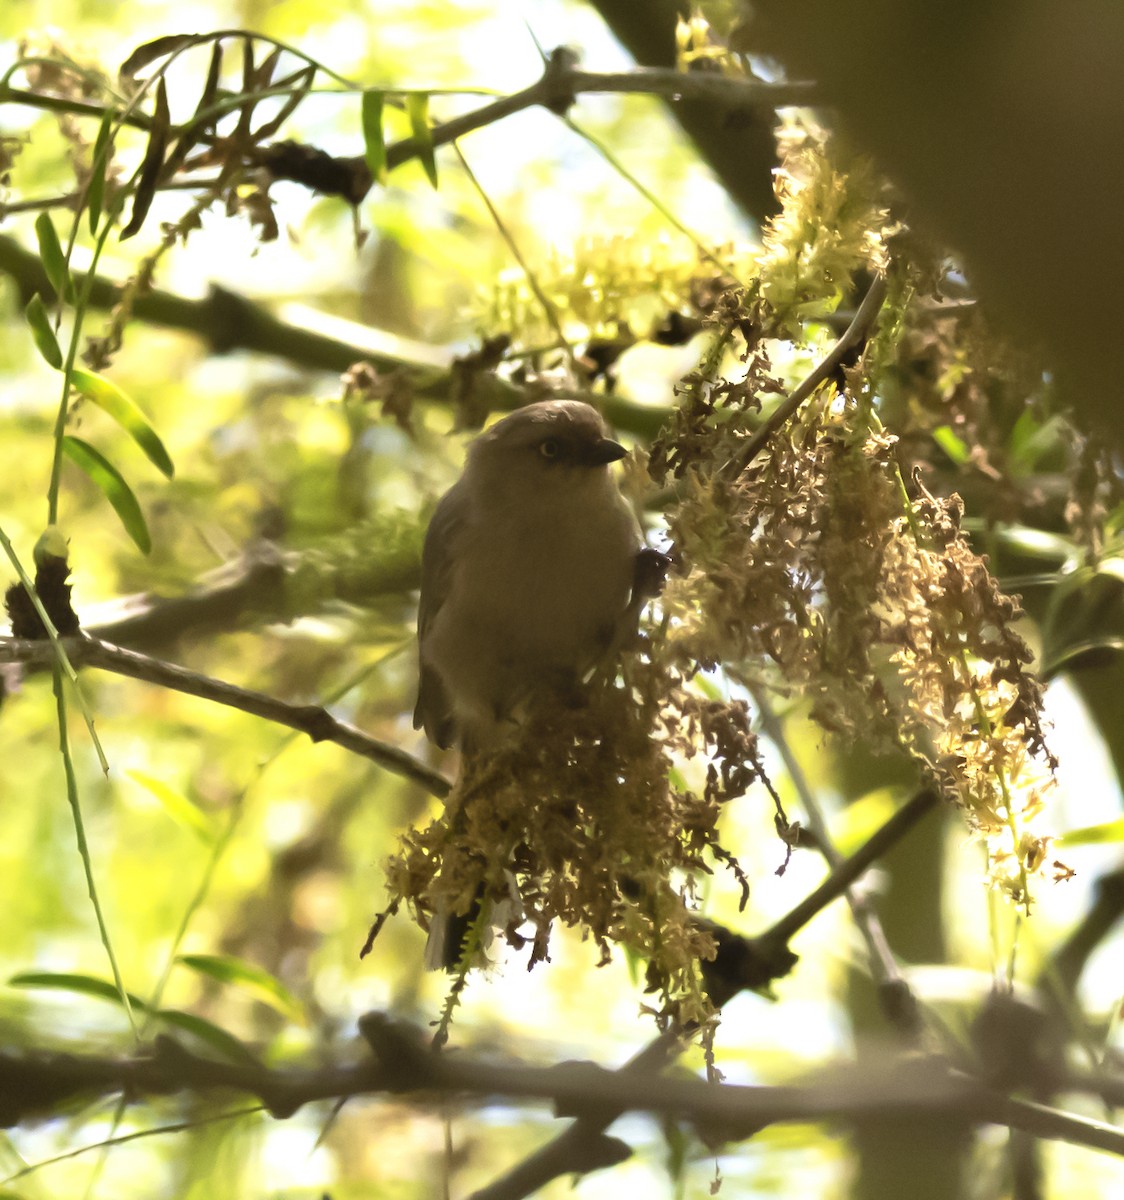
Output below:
[0,234,669,441]
[0,634,451,799]
[3,1014,1123,1163]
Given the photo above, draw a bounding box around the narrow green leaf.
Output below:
[24,293,63,369]
[70,367,174,478]
[35,212,73,304]
[126,768,215,842]
[933,424,970,466]
[361,91,387,185]
[198,40,224,114]
[119,34,198,88]
[87,108,115,234]
[61,436,152,554]
[155,1009,262,1065]
[121,76,170,241]
[406,93,438,188]
[254,64,316,142]
[1058,817,1124,847]
[1009,410,1066,472]
[177,953,306,1024]
[9,970,149,1013]
[254,45,282,90]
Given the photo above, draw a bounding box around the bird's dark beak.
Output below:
[584,437,627,466]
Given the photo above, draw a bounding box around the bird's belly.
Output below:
[426,526,634,725]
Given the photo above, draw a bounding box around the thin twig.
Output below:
[0,635,451,798]
[452,141,576,373]
[763,787,939,945]
[470,787,941,1199]
[724,274,889,480]
[750,683,926,1041]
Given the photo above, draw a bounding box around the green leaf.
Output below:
[9,970,149,1012]
[361,91,387,186]
[991,525,1075,562]
[406,93,438,188]
[61,435,152,554]
[119,34,198,88]
[1042,637,1124,679]
[1058,817,1124,846]
[1008,409,1067,472]
[126,768,215,842]
[121,76,170,241]
[933,424,970,466]
[35,211,73,304]
[155,1009,262,1065]
[70,367,174,478]
[24,293,63,369]
[177,953,306,1024]
[87,108,115,234]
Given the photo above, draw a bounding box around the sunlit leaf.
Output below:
[990,525,1075,562]
[361,91,387,186]
[35,212,73,304]
[1058,817,1124,846]
[87,108,115,234]
[69,368,174,478]
[126,769,216,842]
[156,1009,262,1065]
[61,436,152,554]
[177,954,306,1024]
[9,970,149,1012]
[406,93,438,188]
[933,424,969,465]
[1095,558,1124,584]
[832,788,899,855]
[1008,409,1067,472]
[24,294,62,369]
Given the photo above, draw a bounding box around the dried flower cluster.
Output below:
[664,384,1063,906]
[385,642,769,1026]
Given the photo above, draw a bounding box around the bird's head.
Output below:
[466,400,627,499]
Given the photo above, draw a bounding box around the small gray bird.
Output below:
[413,399,643,752]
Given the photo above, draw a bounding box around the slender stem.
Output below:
[453,141,576,373]
[45,215,116,525]
[3,1106,262,1186]
[561,115,729,274]
[765,787,939,944]
[52,665,138,1041]
[0,527,107,771]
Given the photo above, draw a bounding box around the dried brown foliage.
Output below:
[382,126,1062,1026]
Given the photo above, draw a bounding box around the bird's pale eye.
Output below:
[538,438,561,460]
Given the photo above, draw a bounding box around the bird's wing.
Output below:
[412,482,465,748]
